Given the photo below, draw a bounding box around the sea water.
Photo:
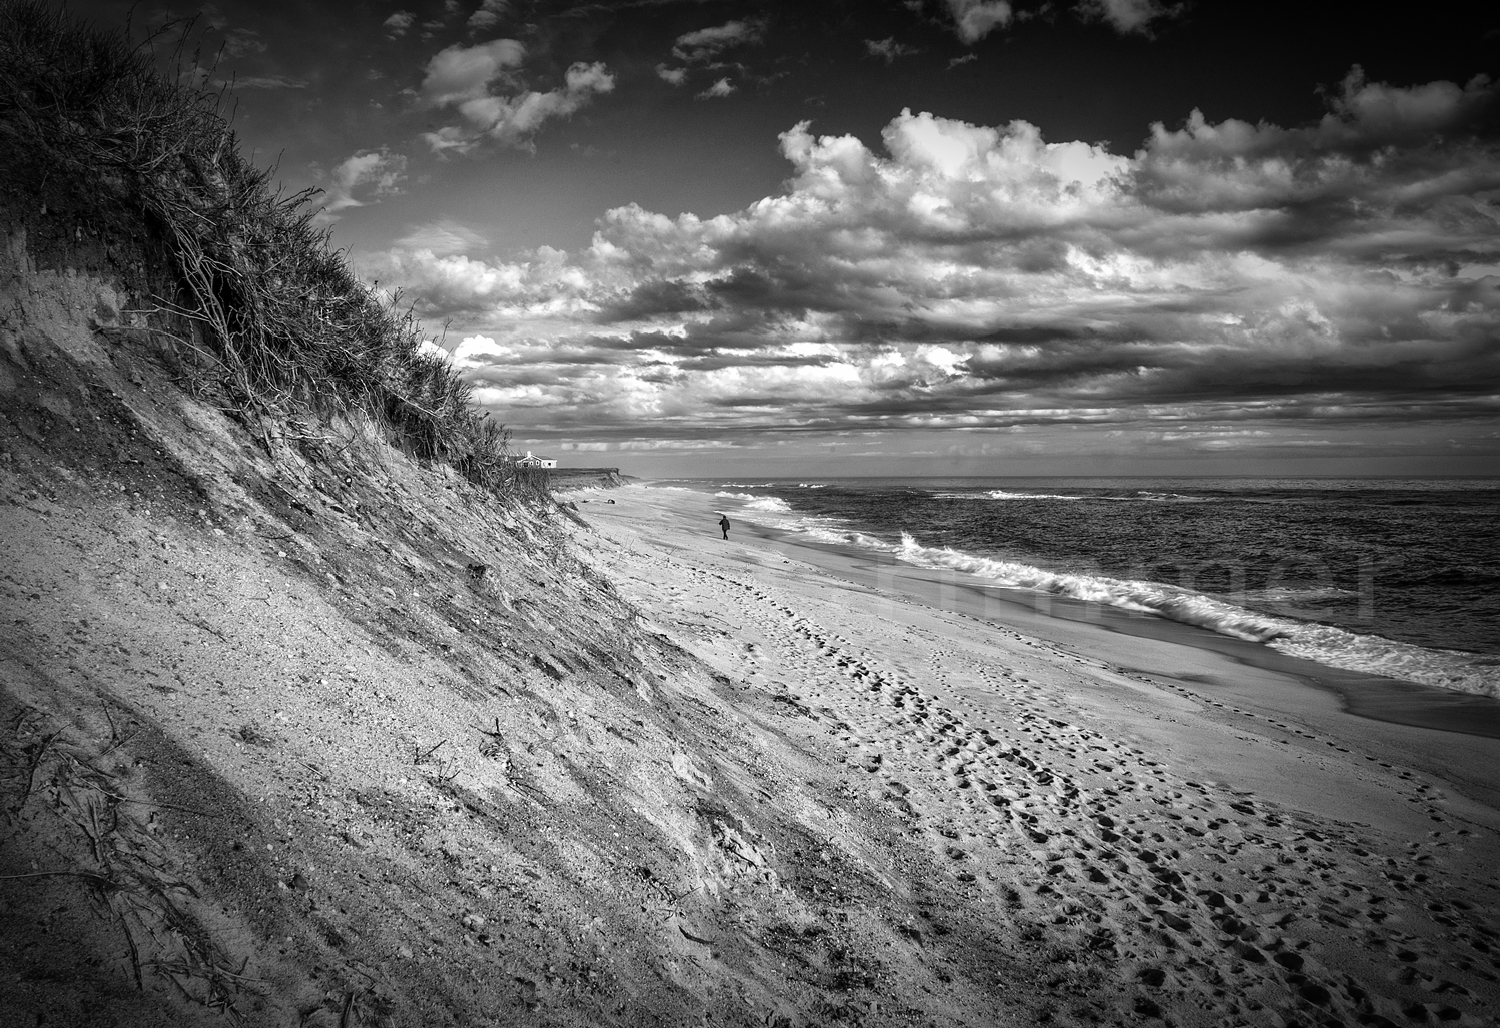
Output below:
[670,478,1500,698]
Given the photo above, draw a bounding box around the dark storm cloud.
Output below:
[597,279,715,321]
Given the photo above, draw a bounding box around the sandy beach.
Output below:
[574,482,1500,1026]
[5,14,1498,1022]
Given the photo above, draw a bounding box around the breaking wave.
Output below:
[886,533,1498,697]
[937,489,1213,503]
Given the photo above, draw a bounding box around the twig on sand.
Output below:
[413,740,461,782]
[339,990,357,1027]
[99,730,139,758]
[103,793,221,819]
[97,699,136,757]
[175,612,230,642]
[153,959,265,986]
[18,728,63,810]
[100,698,119,744]
[414,739,447,764]
[678,924,715,946]
[0,869,116,885]
[121,915,145,991]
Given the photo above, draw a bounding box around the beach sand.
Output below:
[574,483,1500,1027]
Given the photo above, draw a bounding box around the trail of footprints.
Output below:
[657,557,1500,1027]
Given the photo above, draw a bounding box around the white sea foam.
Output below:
[715,492,795,514]
[1122,491,1214,503]
[886,533,1499,696]
[936,489,1211,502]
[981,490,1085,501]
[893,532,1284,640]
[892,534,1500,698]
[799,524,894,550]
[1269,629,1498,697]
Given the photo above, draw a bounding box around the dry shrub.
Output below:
[0,0,542,496]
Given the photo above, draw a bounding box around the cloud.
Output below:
[865,38,919,63]
[1076,0,1184,35]
[222,74,308,90]
[697,77,735,99]
[418,40,613,153]
[656,64,687,86]
[467,0,509,32]
[397,221,490,256]
[222,28,266,57]
[672,19,766,63]
[372,71,1500,441]
[383,11,415,37]
[317,149,407,222]
[419,38,526,106]
[942,0,1013,44]
[1130,67,1499,220]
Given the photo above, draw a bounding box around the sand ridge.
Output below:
[577,485,1500,1027]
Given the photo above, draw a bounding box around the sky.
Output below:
[69,0,1500,477]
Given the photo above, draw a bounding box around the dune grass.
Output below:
[0,0,544,497]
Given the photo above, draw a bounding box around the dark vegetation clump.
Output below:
[0,0,544,497]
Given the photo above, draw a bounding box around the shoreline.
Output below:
[692,480,1500,740]
[571,480,1500,1025]
[588,482,1500,822]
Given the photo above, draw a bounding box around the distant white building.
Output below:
[515,450,557,468]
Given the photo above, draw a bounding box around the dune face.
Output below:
[0,224,983,1025]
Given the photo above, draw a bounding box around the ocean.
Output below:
[662,477,1500,699]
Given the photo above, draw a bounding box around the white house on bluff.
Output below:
[515,451,557,469]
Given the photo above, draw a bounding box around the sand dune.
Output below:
[577,484,1500,1027]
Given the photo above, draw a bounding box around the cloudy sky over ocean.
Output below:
[74,1,1500,476]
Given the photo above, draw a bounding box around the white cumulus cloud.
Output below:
[317,148,407,222]
[370,71,1500,441]
[672,19,766,63]
[865,38,919,63]
[1077,0,1184,35]
[418,40,613,153]
[467,0,510,32]
[383,11,415,37]
[697,77,735,99]
[942,0,1013,43]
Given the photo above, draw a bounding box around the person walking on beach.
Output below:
[718,514,730,540]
